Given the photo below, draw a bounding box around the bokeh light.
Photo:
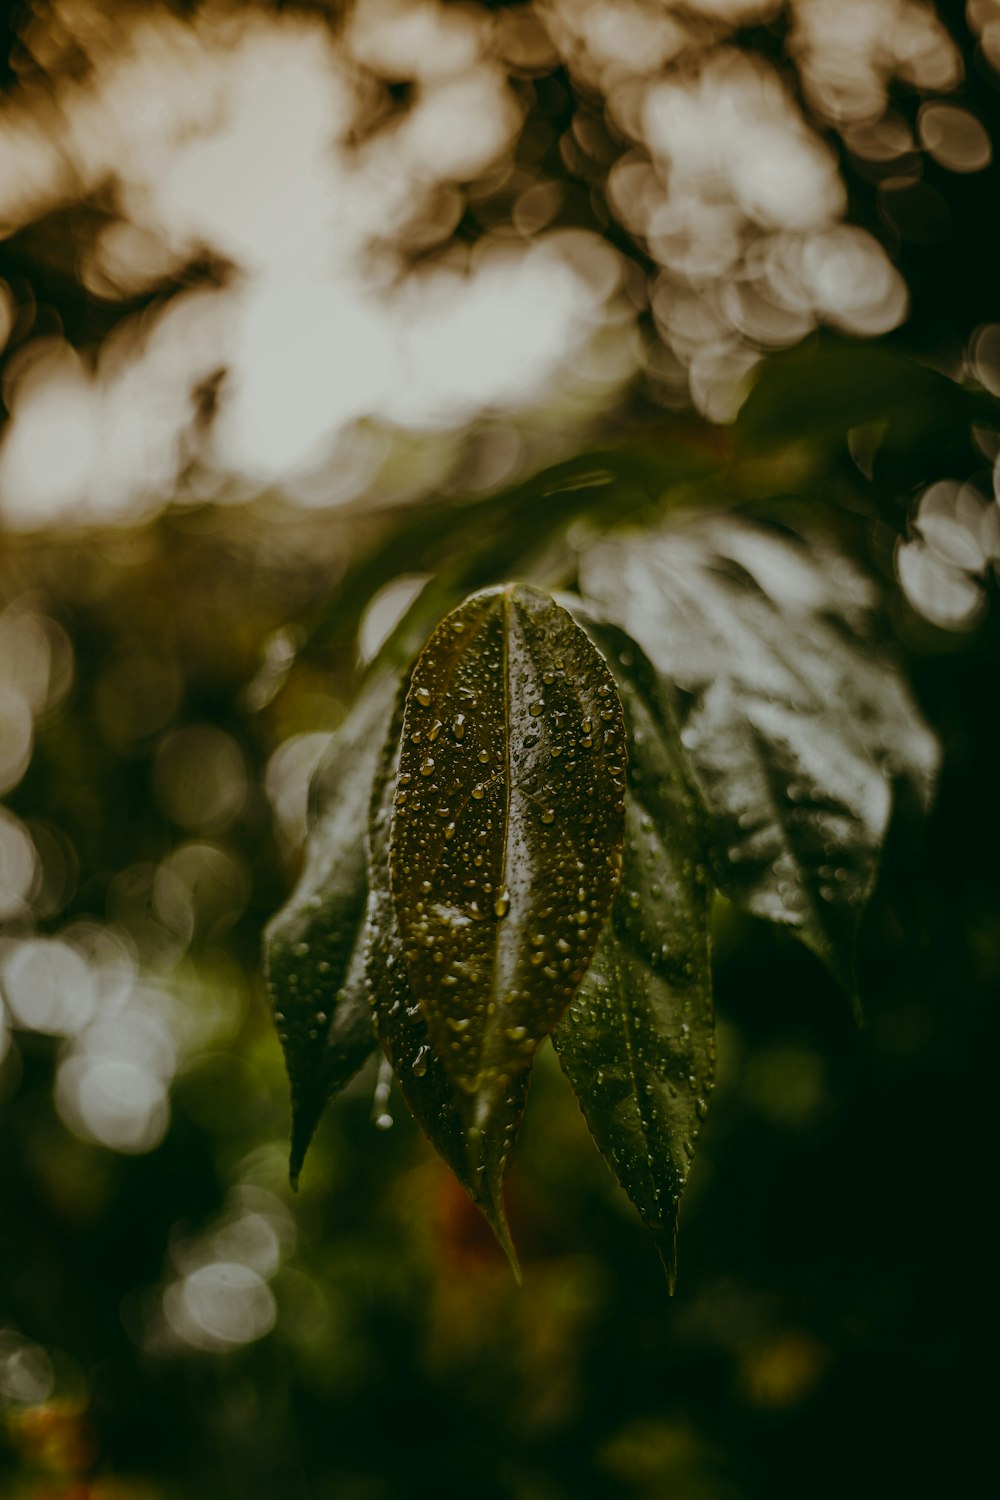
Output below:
[0,0,984,527]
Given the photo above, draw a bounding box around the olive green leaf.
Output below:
[579,515,939,999]
[366,693,527,1273]
[553,620,714,1289]
[388,583,627,1139]
[264,669,399,1187]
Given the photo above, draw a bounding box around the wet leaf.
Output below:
[553,620,714,1288]
[366,694,526,1272]
[579,515,938,997]
[388,583,626,1138]
[264,670,399,1186]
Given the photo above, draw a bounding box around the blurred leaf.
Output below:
[366,689,526,1271]
[553,620,714,1288]
[579,515,939,1000]
[735,335,998,485]
[264,669,399,1186]
[302,440,716,657]
[387,584,626,1140]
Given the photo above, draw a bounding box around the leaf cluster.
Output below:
[265,502,938,1284]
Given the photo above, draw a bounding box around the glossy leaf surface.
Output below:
[264,671,398,1185]
[579,516,938,995]
[366,697,526,1270]
[388,584,626,1133]
[553,622,714,1287]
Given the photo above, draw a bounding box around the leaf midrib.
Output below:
[479,585,514,1105]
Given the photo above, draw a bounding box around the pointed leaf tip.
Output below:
[653,1230,678,1294]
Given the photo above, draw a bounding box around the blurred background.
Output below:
[1,3,998,1497]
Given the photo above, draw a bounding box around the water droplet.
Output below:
[478,749,490,764]
[541,808,555,824]
[420,758,435,776]
[375,1112,394,1130]
[528,702,543,717]
[414,686,432,707]
[412,1045,429,1077]
[294,941,309,957]
[453,714,466,740]
[472,784,485,800]
[494,891,510,918]
[428,720,442,742]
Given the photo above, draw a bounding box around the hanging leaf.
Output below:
[366,694,527,1272]
[579,515,939,998]
[553,620,714,1288]
[388,583,627,1138]
[264,670,399,1186]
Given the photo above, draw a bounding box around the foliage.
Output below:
[265,472,941,1282]
[3,5,1000,1497]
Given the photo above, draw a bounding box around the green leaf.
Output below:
[388,583,627,1139]
[366,694,527,1273]
[579,515,938,998]
[734,334,998,486]
[552,620,714,1288]
[264,669,399,1186]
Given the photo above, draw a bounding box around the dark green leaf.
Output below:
[579,515,938,998]
[734,334,998,485]
[264,669,399,1186]
[366,695,527,1272]
[553,620,714,1288]
[388,583,627,1138]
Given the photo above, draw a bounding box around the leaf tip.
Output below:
[288,1106,317,1193]
[653,1228,678,1294]
[485,1198,522,1284]
[465,1127,522,1282]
